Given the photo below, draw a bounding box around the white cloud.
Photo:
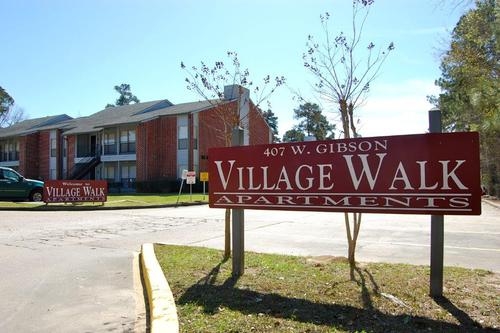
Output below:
[353,79,440,137]
[276,79,442,139]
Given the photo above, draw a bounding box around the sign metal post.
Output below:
[232,127,245,277]
[429,107,444,298]
[176,169,188,207]
[186,171,196,202]
[200,172,209,201]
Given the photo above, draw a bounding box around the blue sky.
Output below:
[1,0,470,137]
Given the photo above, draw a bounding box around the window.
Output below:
[121,163,136,187]
[0,140,19,161]
[178,138,188,150]
[0,142,6,161]
[77,134,90,157]
[103,164,116,182]
[178,126,188,150]
[8,142,15,160]
[50,139,57,157]
[103,130,117,155]
[120,129,136,154]
[193,125,198,150]
[3,168,21,182]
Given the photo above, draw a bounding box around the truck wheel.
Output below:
[30,189,43,202]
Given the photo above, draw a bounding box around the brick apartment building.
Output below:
[0,85,271,191]
[0,114,73,180]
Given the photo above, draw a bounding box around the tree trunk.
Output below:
[347,102,357,137]
[339,99,350,137]
[340,100,363,280]
[345,209,362,280]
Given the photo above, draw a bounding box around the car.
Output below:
[0,166,44,202]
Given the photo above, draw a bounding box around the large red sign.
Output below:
[209,133,481,215]
[43,180,108,203]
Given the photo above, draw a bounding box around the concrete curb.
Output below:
[140,243,179,333]
[483,198,500,209]
[0,201,207,211]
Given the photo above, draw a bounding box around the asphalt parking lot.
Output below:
[0,201,498,332]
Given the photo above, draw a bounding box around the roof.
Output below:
[0,114,73,138]
[62,99,226,135]
[0,96,237,137]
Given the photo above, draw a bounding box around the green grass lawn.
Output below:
[155,244,500,333]
[0,193,208,210]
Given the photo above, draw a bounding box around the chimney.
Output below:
[224,85,250,145]
[224,84,249,101]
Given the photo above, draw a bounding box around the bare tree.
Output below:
[303,0,394,279]
[182,52,284,143]
[181,51,285,258]
[0,105,28,127]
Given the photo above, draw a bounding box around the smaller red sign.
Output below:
[186,171,196,185]
[43,180,108,203]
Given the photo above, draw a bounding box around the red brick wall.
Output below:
[18,136,26,175]
[16,130,64,180]
[137,117,177,181]
[198,103,234,172]
[248,103,272,145]
[18,136,28,176]
[37,131,50,180]
[19,133,40,179]
[136,124,146,181]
